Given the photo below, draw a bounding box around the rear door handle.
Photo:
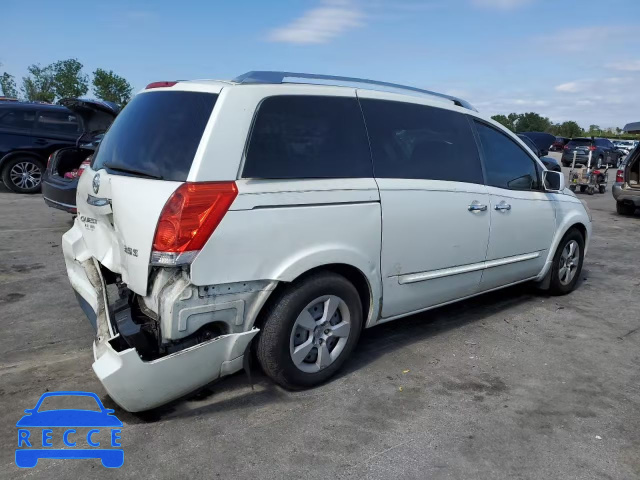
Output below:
[468,202,488,212]
[495,201,511,211]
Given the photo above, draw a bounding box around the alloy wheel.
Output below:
[289,295,351,373]
[558,240,579,285]
[9,161,42,190]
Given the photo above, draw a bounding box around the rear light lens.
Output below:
[589,146,597,151]
[146,81,177,89]
[616,169,624,183]
[151,182,238,266]
[77,159,91,177]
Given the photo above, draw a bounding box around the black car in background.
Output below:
[561,137,621,168]
[42,99,118,213]
[0,102,81,193]
[518,133,562,172]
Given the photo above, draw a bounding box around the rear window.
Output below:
[92,91,217,181]
[243,95,372,179]
[568,138,592,147]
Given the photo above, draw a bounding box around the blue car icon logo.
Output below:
[16,391,123,468]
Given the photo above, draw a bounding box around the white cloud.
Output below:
[537,26,637,53]
[471,0,531,8]
[606,60,640,72]
[267,0,363,44]
[555,81,582,93]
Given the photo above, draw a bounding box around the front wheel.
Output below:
[549,229,585,295]
[2,157,44,193]
[256,271,363,390]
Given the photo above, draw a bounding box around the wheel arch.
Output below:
[252,262,379,333]
[0,150,46,171]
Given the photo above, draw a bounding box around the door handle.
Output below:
[468,202,488,212]
[495,201,511,211]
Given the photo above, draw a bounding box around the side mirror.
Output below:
[543,170,565,192]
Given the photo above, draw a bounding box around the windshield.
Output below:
[92,91,217,181]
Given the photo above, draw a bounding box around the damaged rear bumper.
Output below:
[92,328,257,412]
[62,223,261,412]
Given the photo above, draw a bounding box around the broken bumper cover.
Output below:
[92,329,257,412]
[62,224,259,412]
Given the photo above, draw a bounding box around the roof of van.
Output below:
[167,71,477,111]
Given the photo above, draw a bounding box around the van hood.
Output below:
[58,98,119,135]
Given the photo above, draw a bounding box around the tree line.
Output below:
[0,59,132,108]
[491,112,639,140]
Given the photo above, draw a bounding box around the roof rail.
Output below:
[232,71,477,112]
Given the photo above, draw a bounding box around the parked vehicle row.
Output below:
[0,99,117,202]
[60,71,591,412]
[561,137,622,168]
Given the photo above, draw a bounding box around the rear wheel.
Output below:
[256,271,363,389]
[2,157,44,193]
[616,201,635,215]
[549,228,585,295]
[579,185,587,193]
[596,156,603,168]
[599,184,606,194]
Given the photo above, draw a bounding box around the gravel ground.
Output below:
[1,155,638,479]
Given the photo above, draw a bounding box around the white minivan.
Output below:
[62,72,591,412]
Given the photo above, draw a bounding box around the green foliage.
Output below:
[491,112,551,133]
[548,121,583,138]
[92,68,133,107]
[51,58,89,98]
[0,72,18,98]
[21,64,55,102]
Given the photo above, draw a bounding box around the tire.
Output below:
[616,202,635,215]
[1,156,44,193]
[599,184,606,194]
[549,228,585,295]
[579,185,587,193]
[256,271,363,390]
[587,186,595,195]
[596,156,603,169]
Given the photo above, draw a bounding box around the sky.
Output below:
[2,0,639,129]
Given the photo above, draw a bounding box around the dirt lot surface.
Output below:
[1,156,639,479]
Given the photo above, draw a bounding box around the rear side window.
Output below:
[359,99,483,184]
[93,91,217,181]
[0,109,36,130]
[243,96,372,179]
[36,111,79,135]
[475,121,540,191]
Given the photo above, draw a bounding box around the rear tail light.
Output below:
[589,146,597,151]
[77,159,91,177]
[146,81,177,89]
[616,169,624,183]
[563,145,570,150]
[151,182,238,266]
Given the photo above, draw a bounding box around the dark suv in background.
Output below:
[0,102,82,193]
[561,137,621,168]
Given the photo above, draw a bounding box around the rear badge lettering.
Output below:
[124,246,138,257]
[80,216,98,231]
